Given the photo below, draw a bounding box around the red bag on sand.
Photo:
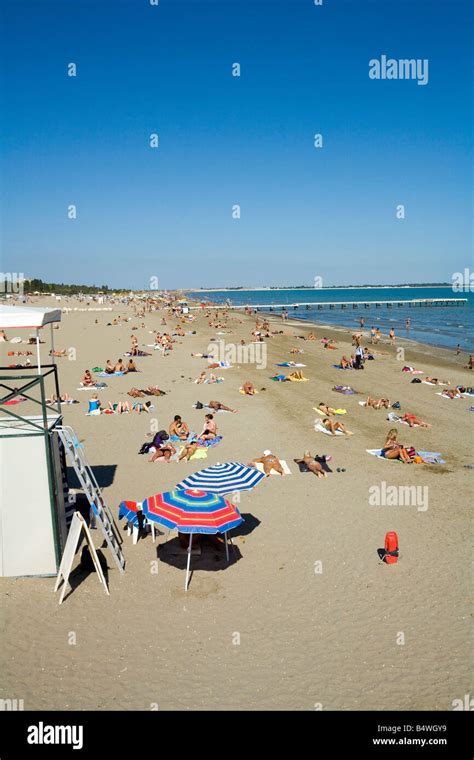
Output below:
[384,531,399,564]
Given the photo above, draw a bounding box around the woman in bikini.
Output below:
[382,429,413,463]
[366,396,390,409]
[82,370,94,387]
[199,414,217,440]
[321,418,353,436]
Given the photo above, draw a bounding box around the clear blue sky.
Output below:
[1,0,472,289]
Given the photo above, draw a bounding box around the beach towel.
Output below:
[366,449,445,464]
[3,396,27,406]
[402,367,423,374]
[332,365,352,370]
[313,407,346,416]
[276,362,306,368]
[254,460,292,475]
[422,380,448,386]
[9,337,22,343]
[77,384,107,391]
[314,420,346,436]
[124,351,150,357]
[271,375,287,382]
[95,371,125,377]
[333,386,356,395]
[387,412,421,427]
[287,376,308,382]
[177,446,208,461]
[195,435,223,448]
[436,392,463,399]
[170,433,197,443]
[239,388,259,394]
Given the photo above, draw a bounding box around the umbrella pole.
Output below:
[185,532,193,591]
[224,531,229,562]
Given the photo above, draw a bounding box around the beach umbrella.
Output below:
[141,489,243,591]
[118,500,141,528]
[176,462,265,496]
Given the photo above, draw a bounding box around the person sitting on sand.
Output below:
[318,402,337,416]
[178,441,199,461]
[321,418,353,436]
[169,415,190,440]
[242,381,256,395]
[382,429,413,463]
[88,394,101,414]
[199,414,217,440]
[0,329,7,342]
[148,441,176,463]
[114,358,126,373]
[195,371,207,384]
[307,333,316,341]
[127,358,138,372]
[208,400,238,413]
[82,370,95,387]
[340,356,352,369]
[294,452,327,478]
[248,450,285,477]
[105,359,115,374]
[401,413,431,428]
[366,396,390,409]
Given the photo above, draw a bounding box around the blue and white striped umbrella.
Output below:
[176,462,265,495]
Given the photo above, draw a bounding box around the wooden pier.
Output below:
[191,298,467,312]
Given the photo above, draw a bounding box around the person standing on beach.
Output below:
[359,317,365,330]
[456,344,461,355]
[389,328,395,344]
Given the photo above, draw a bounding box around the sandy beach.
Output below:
[1,298,472,711]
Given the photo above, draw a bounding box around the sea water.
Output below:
[189,287,474,352]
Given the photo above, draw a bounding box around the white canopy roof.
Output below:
[0,305,62,329]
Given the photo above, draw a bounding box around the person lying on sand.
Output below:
[49,349,67,357]
[442,388,462,398]
[382,429,413,463]
[178,441,199,461]
[242,381,256,395]
[195,371,207,384]
[424,376,449,385]
[169,415,190,440]
[366,396,390,409]
[401,413,431,428]
[199,414,217,440]
[148,442,176,463]
[47,393,77,404]
[248,450,285,476]
[318,402,337,416]
[288,370,306,380]
[208,400,238,413]
[107,400,130,414]
[132,400,152,414]
[294,452,327,478]
[321,418,353,436]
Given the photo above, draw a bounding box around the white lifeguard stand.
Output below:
[0,304,125,579]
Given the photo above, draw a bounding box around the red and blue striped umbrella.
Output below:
[141,489,243,534]
[142,489,244,591]
[118,500,141,528]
